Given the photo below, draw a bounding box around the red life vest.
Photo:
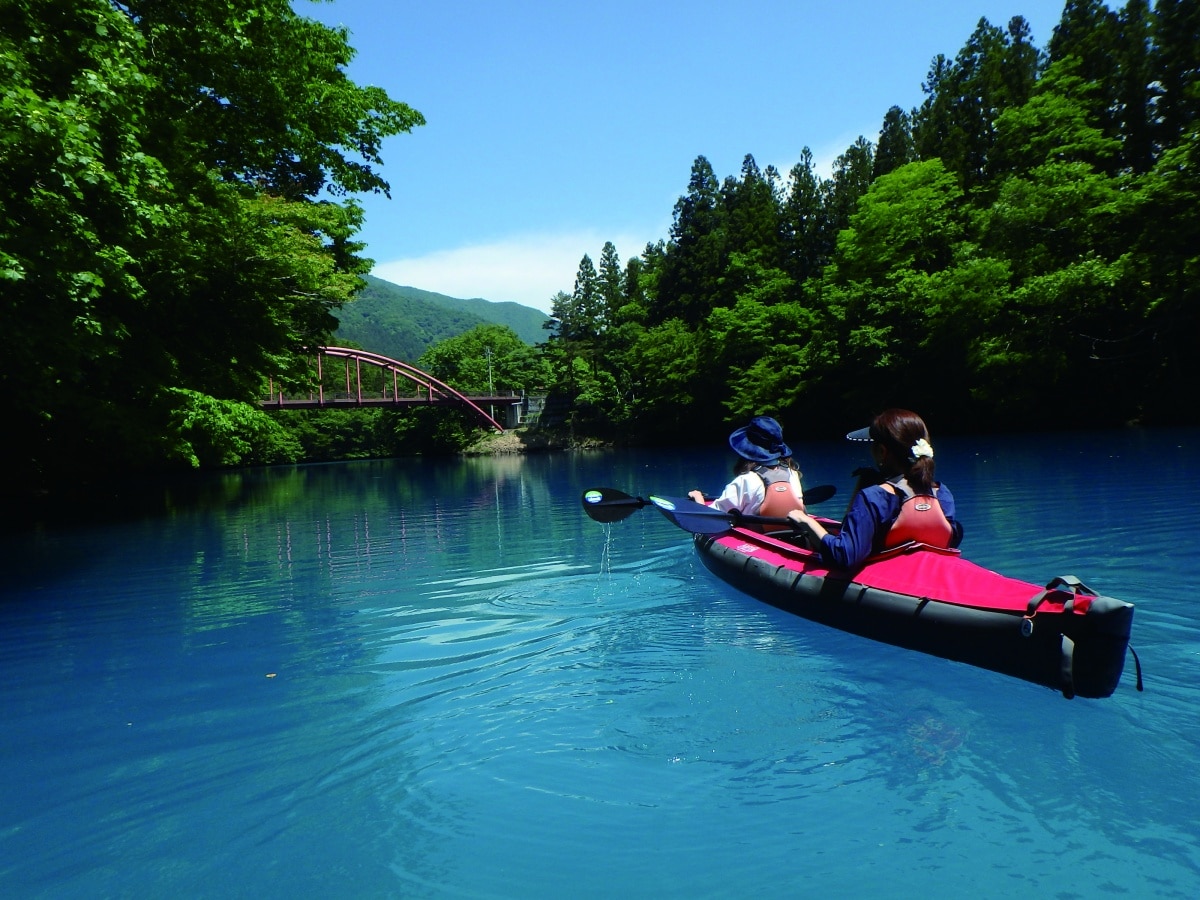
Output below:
[881,477,953,549]
[754,463,805,518]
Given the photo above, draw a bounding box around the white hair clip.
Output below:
[910,438,934,460]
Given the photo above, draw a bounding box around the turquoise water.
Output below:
[2,430,1198,898]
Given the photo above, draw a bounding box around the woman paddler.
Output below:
[787,408,963,568]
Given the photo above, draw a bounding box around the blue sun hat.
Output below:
[729,416,791,463]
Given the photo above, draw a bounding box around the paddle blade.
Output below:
[803,484,837,506]
[648,495,740,534]
[581,487,647,524]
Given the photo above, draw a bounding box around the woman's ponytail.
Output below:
[870,409,937,493]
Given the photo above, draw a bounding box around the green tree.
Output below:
[1131,129,1200,420]
[913,17,1042,192]
[705,296,822,421]
[597,241,625,328]
[724,155,783,265]
[1149,0,1200,156]
[873,106,917,180]
[623,319,702,439]
[652,155,728,325]
[1116,0,1154,173]
[780,148,829,286]
[820,159,984,416]
[572,253,602,340]
[418,325,548,394]
[822,136,875,243]
[0,0,423,484]
[1047,0,1133,174]
[545,257,602,345]
[716,155,787,309]
[991,58,1123,177]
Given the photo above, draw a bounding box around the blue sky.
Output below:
[303,0,1071,313]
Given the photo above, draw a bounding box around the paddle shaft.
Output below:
[582,484,836,529]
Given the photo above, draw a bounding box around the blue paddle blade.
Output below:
[649,495,743,534]
[587,485,835,532]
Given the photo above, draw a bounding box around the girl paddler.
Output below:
[688,416,806,520]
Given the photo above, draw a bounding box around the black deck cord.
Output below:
[1129,645,1144,691]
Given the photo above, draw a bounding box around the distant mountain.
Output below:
[332,275,550,362]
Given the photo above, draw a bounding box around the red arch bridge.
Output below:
[260,346,538,433]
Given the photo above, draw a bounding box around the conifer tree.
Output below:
[823,137,874,241]
[597,241,624,329]
[1149,0,1200,155]
[914,17,1041,192]
[572,254,602,341]
[781,148,829,285]
[873,106,917,180]
[653,155,727,325]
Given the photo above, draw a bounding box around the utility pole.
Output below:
[485,348,495,424]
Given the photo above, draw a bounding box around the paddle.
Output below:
[647,494,806,534]
[581,484,836,527]
[580,487,648,523]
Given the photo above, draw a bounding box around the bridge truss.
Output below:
[261,346,513,432]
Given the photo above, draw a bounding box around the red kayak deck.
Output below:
[715,528,1090,616]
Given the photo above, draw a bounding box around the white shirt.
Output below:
[707,468,804,515]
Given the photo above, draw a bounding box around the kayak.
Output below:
[692,524,1137,699]
[580,487,1139,699]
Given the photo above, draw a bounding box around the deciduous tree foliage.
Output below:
[538,1,1200,443]
[0,0,422,485]
[418,325,550,396]
[8,1,1199,472]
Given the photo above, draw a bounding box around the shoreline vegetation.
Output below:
[5,3,1198,494]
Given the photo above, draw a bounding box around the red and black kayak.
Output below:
[693,524,1136,699]
[581,487,1139,700]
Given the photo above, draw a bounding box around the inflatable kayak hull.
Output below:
[694,529,1135,699]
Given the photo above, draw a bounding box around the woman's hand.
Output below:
[687,490,706,504]
[787,509,828,543]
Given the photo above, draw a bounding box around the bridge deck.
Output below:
[260,394,524,409]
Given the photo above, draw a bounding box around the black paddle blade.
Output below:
[581,487,647,524]
[804,484,837,506]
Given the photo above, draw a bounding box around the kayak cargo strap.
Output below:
[1023,576,1098,700]
[1025,574,1096,617]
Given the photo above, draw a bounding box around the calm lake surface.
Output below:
[2,428,1198,898]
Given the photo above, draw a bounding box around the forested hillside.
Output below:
[534,1,1200,443]
[4,1,1198,487]
[333,276,548,361]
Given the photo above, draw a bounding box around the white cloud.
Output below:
[372,227,664,315]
